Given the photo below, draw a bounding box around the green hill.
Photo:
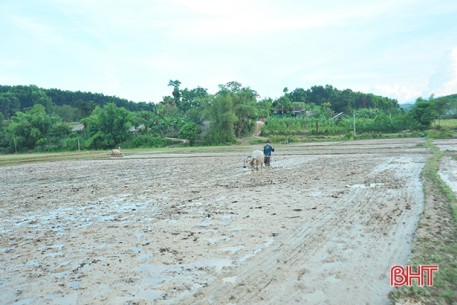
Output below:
[0,84,154,120]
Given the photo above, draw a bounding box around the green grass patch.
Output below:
[426,128,456,139]
[0,151,110,166]
[435,119,457,129]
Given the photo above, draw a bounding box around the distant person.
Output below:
[263,141,275,166]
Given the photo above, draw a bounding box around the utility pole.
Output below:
[353,111,356,137]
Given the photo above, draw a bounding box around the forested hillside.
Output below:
[0,82,455,153]
[0,85,154,120]
[433,94,457,116]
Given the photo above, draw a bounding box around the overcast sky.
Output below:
[1,0,456,104]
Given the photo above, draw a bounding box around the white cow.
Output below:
[110,147,123,157]
[243,150,265,171]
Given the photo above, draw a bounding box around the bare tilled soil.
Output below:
[437,139,457,196]
[1,138,450,305]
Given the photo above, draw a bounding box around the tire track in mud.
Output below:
[181,188,366,305]
[181,156,425,305]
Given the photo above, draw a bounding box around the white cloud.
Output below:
[427,47,457,98]
[1,0,457,103]
[370,84,423,103]
[166,0,416,39]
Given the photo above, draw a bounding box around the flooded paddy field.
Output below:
[1,138,455,305]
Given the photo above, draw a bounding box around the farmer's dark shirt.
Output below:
[264,145,274,157]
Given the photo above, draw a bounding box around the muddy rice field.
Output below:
[1,138,456,305]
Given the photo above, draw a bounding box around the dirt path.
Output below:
[0,138,430,305]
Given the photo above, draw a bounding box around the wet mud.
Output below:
[1,138,454,304]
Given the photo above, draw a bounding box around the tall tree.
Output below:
[433,96,449,126]
[7,104,54,151]
[179,121,201,146]
[411,97,437,128]
[217,82,258,137]
[256,98,273,118]
[204,94,236,144]
[180,87,208,114]
[168,80,182,109]
[83,103,134,149]
[0,92,20,119]
[288,88,307,104]
[52,104,81,122]
[272,96,292,116]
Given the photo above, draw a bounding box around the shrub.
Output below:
[426,128,454,139]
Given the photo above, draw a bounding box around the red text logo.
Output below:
[390,265,439,286]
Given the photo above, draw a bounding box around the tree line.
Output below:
[0,82,455,153]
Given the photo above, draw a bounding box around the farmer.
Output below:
[263,141,275,166]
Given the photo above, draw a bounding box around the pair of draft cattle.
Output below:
[243,150,266,171]
[110,148,267,171]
